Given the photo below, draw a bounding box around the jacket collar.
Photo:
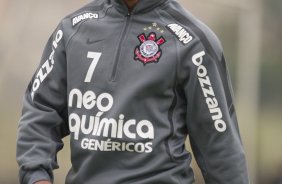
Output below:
[111,0,169,15]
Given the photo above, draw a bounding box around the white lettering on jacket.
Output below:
[72,12,99,26]
[31,30,63,99]
[68,89,155,153]
[192,51,227,132]
[166,23,193,45]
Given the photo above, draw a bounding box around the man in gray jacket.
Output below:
[17,0,249,183]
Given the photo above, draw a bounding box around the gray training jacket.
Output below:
[17,0,249,183]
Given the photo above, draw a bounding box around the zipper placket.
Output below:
[110,12,132,82]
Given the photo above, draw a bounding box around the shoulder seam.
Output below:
[65,21,84,50]
[163,6,221,62]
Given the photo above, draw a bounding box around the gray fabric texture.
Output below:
[16,0,249,183]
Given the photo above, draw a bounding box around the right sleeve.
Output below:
[16,22,69,184]
[180,39,249,183]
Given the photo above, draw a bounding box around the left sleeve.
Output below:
[181,40,249,183]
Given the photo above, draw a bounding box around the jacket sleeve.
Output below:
[181,39,249,183]
[16,22,69,184]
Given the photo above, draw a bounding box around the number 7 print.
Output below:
[84,52,102,83]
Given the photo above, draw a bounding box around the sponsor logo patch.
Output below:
[134,32,166,65]
[68,89,155,153]
[192,51,227,132]
[31,30,63,99]
[72,12,99,27]
[166,23,193,45]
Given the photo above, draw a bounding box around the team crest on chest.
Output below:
[134,32,166,65]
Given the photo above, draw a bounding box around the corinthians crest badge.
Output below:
[134,32,166,65]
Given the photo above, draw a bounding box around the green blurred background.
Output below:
[0,0,281,183]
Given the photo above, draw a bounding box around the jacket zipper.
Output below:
[110,13,132,82]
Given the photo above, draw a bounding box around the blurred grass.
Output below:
[257,107,282,184]
[0,110,20,183]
